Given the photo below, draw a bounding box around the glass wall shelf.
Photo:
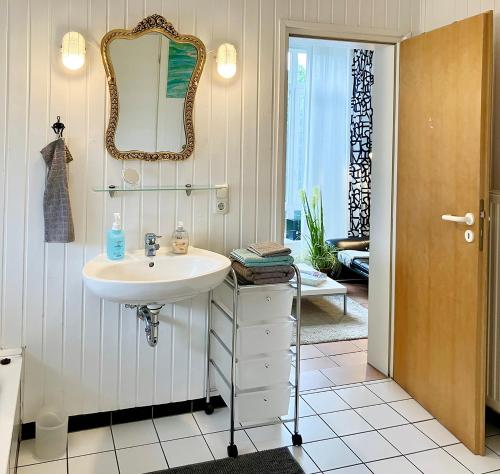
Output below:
[93,183,226,197]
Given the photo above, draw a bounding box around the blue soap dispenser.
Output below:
[107,212,125,260]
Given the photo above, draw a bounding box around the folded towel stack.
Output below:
[230,242,294,285]
[247,241,292,257]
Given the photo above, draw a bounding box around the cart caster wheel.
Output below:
[204,403,214,415]
[292,433,303,446]
[227,444,238,458]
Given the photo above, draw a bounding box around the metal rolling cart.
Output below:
[204,265,303,458]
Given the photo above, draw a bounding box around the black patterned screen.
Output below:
[348,49,374,238]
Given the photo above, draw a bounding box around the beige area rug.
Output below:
[292,294,368,345]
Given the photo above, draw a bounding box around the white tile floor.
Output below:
[15,344,500,473]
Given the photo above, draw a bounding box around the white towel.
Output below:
[338,250,369,267]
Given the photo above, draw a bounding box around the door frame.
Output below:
[271,19,409,375]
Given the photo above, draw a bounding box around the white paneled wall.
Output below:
[488,192,500,413]
[0,0,418,422]
[419,0,500,188]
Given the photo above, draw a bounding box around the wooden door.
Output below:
[394,12,492,454]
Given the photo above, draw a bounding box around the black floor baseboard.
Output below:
[21,396,226,440]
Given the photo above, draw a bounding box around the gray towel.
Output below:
[247,241,291,257]
[232,261,295,285]
[41,138,75,243]
[236,274,295,285]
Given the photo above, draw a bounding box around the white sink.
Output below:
[82,247,231,304]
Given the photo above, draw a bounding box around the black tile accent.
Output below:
[69,411,112,432]
[152,395,226,418]
[153,400,192,419]
[21,396,227,440]
[112,405,153,425]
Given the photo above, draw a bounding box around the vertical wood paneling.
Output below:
[22,0,50,422]
[483,0,496,10]
[164,0,195,405]
[3,0,29,350]
[318,0,333,22]
[346,0,360,25]
[43,0,70,411]
[386,0,400,29]
[100,0,125,412]
[455,0,469,18]
[487,193,500,410]
[116,0,144,411]
[399,0,411,32]
[305,0,319,21]
[468,0,483,15]
[494,5,500,188]
[410,0,421,33]
[332,0,347,23]
[256,0,274,243]
[208,0,227,255]
[360,0,373,27]
[372,0,386,28]
[81,0,107,416]
[188,0,210,251]
[62,0,89,417]
[134,0,163,409]
[289,0,305,20]
[0,0,416,421]
[225,0,244,251]
[0,0,8,354]
[240,0,259,247]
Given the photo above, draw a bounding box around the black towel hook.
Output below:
[51,116,65,138]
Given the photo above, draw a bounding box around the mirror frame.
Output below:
[101,14,206,161]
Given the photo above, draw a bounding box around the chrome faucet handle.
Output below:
[145,232,162,244]
[145,233,162,256]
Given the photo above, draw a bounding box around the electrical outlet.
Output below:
[215,184,229,214]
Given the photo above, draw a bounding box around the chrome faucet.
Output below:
[145,233,162,257]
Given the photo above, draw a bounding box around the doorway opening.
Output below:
[285,36,370,345]
[283,34,396,376]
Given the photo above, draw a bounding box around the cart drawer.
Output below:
[213,280,293,324]
[212,304,293,356]
[210,335,292,390]
[213,368,291,423]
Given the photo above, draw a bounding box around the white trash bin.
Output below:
[34,406,68,460]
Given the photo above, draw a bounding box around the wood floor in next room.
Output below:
[16,339,500,474]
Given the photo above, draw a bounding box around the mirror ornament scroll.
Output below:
[101,14,206,161]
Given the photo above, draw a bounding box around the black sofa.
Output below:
[326,237,370,279]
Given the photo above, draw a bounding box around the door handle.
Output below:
[441,212,475,225]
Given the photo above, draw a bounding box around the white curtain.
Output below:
[285,38,351,255]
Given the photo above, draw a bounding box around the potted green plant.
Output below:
[300,186,340,276]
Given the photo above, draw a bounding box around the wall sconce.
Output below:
[61,32,86,70]
[216,43,237,79]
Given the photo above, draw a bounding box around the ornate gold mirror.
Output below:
[101,14,206,161]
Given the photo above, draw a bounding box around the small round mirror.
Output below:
[121,168,140,186]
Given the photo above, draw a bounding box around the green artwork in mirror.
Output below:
[167,42,198,99]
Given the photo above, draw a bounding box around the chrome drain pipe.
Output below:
[127,304,164,347]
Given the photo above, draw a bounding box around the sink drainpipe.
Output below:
[126,304,164,347]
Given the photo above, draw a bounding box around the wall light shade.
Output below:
[61,32,86,70]
[216,43,237,79]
